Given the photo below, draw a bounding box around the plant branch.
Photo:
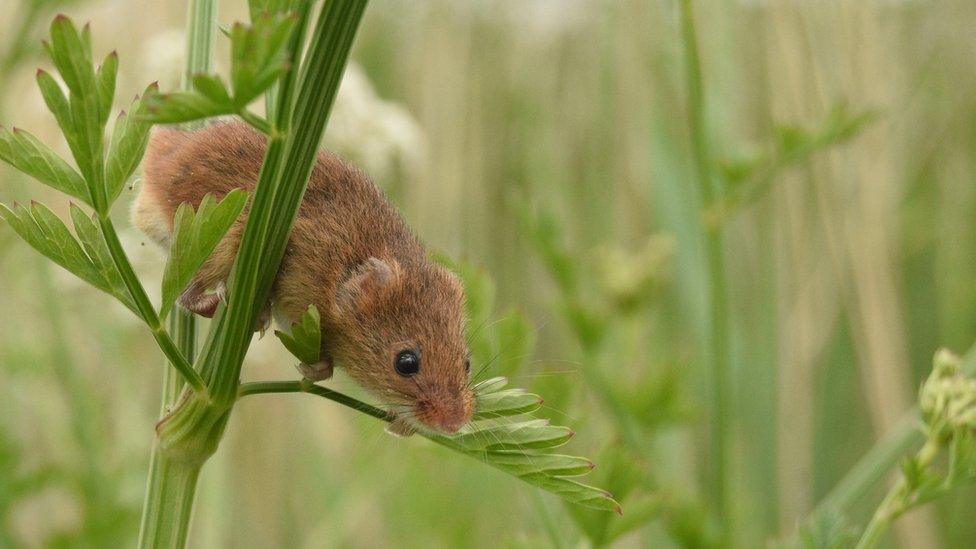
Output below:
[678,0,732,540]
[96,212,207,395]
[238,379,392,421]
[855,436,941,549]
[138,1,217,546]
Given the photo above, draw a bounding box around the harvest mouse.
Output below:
[132,122,474,435]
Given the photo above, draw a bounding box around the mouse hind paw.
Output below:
[178,281,224,318]
[296,358,333,381]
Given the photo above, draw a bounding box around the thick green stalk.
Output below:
[678,0,732,539]
[143,3,368,546]
[138,1,217,546]
[137,452,203,548]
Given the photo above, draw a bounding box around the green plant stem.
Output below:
[137,451,202,548]
[96,212,207,395]
[678,0,732,540]
[143,3,367,546]
[138,1,217,547]
[854,437,941,549]
[239,109,271,135]
[239,379,391,420]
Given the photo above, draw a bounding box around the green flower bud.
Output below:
[920,349,976,435]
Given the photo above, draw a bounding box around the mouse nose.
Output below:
[433,415,467,434]
[417,392,473,434]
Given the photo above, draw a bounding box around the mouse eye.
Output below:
[464,358,471,373]
[395,350,420,377]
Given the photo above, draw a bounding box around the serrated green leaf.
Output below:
[454,419,574,451]
[105,87,156,203]
[0,202,139,310]
[525,476,620,513]
[138,90,234,125]
[48,16,95,98]
[474,388,543,419]
[473,376,508,394]
[36,69,71,132]
[274,304,322,364]
[230,14,297,107]
[68,204,136,312]
[485,452,594,478]
[0,126,90,204]
[46,16,106,187]
[159,190,247,318]
[96,51,118,125]
[192,74,233,104]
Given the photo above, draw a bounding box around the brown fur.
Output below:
[134,122,473,433]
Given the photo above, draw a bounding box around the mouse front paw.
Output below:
[297,358,333,381]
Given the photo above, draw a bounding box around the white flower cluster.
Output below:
[324,63,424,187]
[920,349,976,434]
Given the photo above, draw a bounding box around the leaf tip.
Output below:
[53,13,70,23]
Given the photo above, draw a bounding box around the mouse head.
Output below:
[331,257,474,434]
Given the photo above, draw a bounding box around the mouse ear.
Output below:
[336,257,398,312]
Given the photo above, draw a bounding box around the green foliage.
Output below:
[709,101,879,226]
[138,13,296,129]
[105,91,156,203]
[0,126,90,203]
[0,201,135,312]
[853,349,976,548]
[159,190,248,318]
[566,444,663,546]
[274,304,322,365]
[436,253,536,379]
[472,386,543,419]
[429,375,620,513]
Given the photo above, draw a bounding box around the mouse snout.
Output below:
[415,388,474,434]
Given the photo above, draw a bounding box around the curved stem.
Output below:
[238,380,391,422]
[138,1,217,547]
[97,213,207,395]
[855,437,941,549]
[678,0,732,540]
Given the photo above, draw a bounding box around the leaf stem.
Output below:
[138,1,217,544]
[96,212,207,395]
[239,109,271,135]
[678,0,732,540]
[854,436,941,549]
[238,379,392,421]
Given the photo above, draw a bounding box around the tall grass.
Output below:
[3,0,976,547]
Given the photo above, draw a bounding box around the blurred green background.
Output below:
[2,0,976,547]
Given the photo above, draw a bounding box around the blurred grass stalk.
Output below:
[138,0,217,545]
[678,0,733,541]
